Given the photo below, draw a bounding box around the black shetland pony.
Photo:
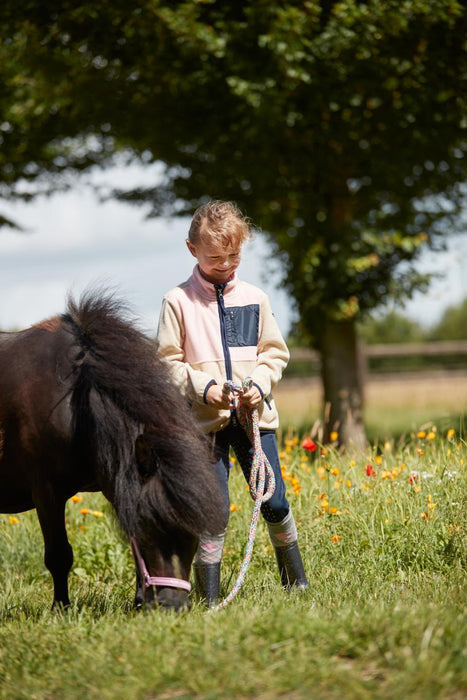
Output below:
[0,291,225,611]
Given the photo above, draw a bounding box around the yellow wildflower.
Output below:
[70,495,83,503]
[9,516,19,525]
[331,534,342,543]
[281,465,291,480]
[330,431,339,442]
[229,503,242,512]
[80,508,91,515]
[446,428,455,440]
[417,431,426,439]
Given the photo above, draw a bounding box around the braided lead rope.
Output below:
[211,377,276,611]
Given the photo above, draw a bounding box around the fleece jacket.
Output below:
[156,264,289,433]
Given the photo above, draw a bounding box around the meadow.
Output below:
[0,377,465,700]
[276,371,467,440]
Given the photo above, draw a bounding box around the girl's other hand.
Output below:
[239,385,262,408]
[206,384,233,409]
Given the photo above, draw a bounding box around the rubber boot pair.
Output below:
[194,541,308,607]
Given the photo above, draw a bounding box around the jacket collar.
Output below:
[191,264,238,300]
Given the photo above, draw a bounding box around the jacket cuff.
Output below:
[253,382,264,398]
[203,380,217,404]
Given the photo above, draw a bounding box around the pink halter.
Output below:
[130,537,192,593]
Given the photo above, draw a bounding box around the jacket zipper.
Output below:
[215,283,233,381]
[215,282,271,416]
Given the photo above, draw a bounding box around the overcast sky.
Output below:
[1,164,466,335]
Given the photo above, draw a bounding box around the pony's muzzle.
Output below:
[135,585,191,612]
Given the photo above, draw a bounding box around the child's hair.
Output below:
[188,200,253,249]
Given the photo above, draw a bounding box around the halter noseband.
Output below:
[130,537,192,594]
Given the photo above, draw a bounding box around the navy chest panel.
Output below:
[224,304,259,347]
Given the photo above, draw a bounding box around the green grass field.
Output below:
[0,400,466,699]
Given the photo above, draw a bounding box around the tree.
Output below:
[1,1,466,446]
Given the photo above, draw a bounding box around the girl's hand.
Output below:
[205,384,233,409]
[239,384,262,408]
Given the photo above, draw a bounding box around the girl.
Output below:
[156,200,308,606]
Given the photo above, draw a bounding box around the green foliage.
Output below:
[428,296,467,340]
[0,429,465,699]
[0,1,466,336]
[360,309,426,344]
[358,295,467,344]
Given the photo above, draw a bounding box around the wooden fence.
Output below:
[288,340,467,375]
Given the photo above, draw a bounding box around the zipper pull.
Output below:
[215,284,226,315]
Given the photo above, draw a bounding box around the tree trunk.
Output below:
[319,317,366,450]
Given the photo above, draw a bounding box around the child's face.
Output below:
[187,238,241,283]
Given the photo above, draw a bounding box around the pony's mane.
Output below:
[33,317,62,332]
[63,289,225,539]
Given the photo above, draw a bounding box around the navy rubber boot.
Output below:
[193,562,221,608]
[274,542,308,590]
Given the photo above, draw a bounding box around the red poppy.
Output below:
[301,437,317,452]
[365,464,376,477]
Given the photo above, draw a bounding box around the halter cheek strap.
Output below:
[130,537,192,593]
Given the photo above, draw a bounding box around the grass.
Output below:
[0,415,466,699]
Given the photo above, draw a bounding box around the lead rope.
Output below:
[210,377,276,611]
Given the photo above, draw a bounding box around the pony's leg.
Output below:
[35,491,73,608]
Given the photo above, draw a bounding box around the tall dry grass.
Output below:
[275,371,467,439]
